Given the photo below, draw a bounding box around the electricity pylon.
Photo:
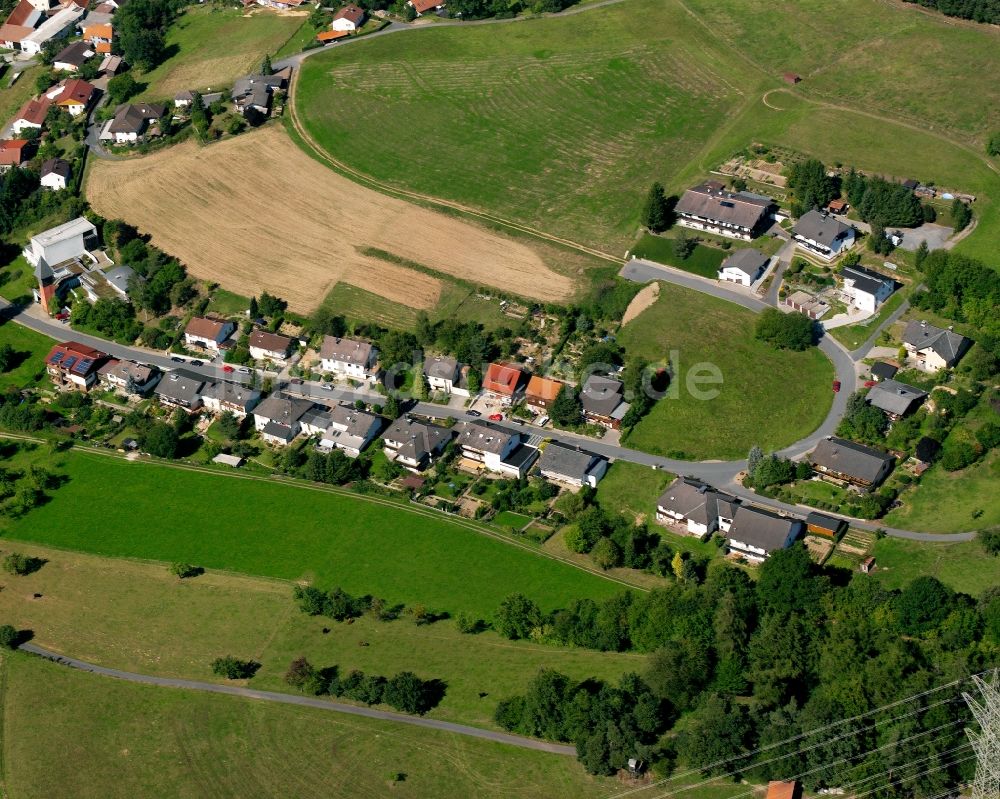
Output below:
[964,670,1000,799]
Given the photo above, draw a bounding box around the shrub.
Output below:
[211,656,260,680]
[3,552,44,576]
[754,308,818,351]
[0,624,19,649]
[169,562,203,579]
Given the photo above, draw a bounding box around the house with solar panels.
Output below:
[45,341,108,392]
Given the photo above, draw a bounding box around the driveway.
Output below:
[895,223,953,252]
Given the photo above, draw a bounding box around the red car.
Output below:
[222,365,234,373]
[488,413,504,422]
[863,380,876,388]
[832,380,841,393]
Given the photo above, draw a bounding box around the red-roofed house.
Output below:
[45,77,96,116]
[408,0,444,13]
[0,139,32,171]
[316,29,349,43]
[525,375,565,413]
[82,21,112,53]
[12,95,52,135]
[331,3,365,30]
[46,341,108,391]
[483,363,526,405]
[765,781,801,799]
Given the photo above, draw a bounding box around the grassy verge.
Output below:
[0,650,620,798]
[0,324,54,391]
[1,450,628,616]
[631,234,728,279]
[871,536,1000,597]
[619,283,833,459]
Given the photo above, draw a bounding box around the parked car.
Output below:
[535,415,549,427]
[321,384,333,391]
[290,378,303,385]
[832,380,841,393]
[190,360,204,367]
[488,413,504,422]
[170,356,184,363]
[863,380,876,388]
[222,365,234,373]
[237,367,251,374]
[467,410,482,418]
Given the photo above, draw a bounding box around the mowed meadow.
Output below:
[85,127,576,313]
[1,451,626,617]
[296,0,1000,259]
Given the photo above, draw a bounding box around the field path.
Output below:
[18,643,577,756]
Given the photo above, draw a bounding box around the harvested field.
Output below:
[86,127,574,313]
[621,281,659,325]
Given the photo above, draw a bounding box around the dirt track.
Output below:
[86,127,574,312]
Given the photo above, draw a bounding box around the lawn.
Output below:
[0,651,620,799]
[137,6,307,100]
[594,461,674,522]
[830,291,908,351]
[618,284,833,460]
[871,537,1000,597]
[0,255,41,306]
[884,449,1000,534]
[630,234,728,279]
[493,510,533,531]
[320,281,421,330]
[0,543,643,728]
[0,66,40,137]
[1,450,627,616]
[294,0,1000,260]
[0,323,54,391]
[206,287,251,317]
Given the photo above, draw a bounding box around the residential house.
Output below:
[101,102,164,145]
[809,437,894,490]
[408,0,445,14]
[154,369,206,411]
[866,379,927,419]
[79,264,140,304]
[98,53,123,76]
[183,317,235,352]
[45,77,96,116]
[201,380,261,418]
[173,89,223,109]
[97,358,160,396]
[840,265,895,314]
[766,781,802,799]
[252,392,313,445]
[381,417,452,471]
[12,95,52,135]
[52,40,91,70]
[482,362,526,406]
[304,404,381,457]
[81,21,112,53]
[580,374,630,429]
[248,329,294,362]
[718,248,769,286]
[0,139,32,172]
[40,157,71,190]
[0,22,36,49]
[674,181,774,241]
[231,73,286,117]
[536,443,607,489]
[255,0,306,9]
[726,506,802,562]
[24,216,97,269]
[45,340,107,391]
[870,360,899,382]
[902,320,970,372]
[524,375,565,414]
[0,0,41,49]
[805,511,846,539]
[656,477,725,538]
[330,3,365,30]
[319,336,379,382]
[454,420,538,478]
[792,210,855,261]
[423,355,469,396]
[20,3,86,55]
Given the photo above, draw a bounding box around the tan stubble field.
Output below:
[86,127,575,313]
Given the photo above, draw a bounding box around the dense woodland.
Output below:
[492,546,998,791]
[903,0,1000,23]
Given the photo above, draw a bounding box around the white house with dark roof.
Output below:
[865,380,927,420]
[154,369,206,411]
[536,443,607,488]
[40,158,71,190]
[726,506,802,562]
[454,420,537,478]
[902,320,970,372]
[718,248,770,286]
[381,417,452,471]
[423,355,469,396]
[675,182,773,241]
[184,317,235,351]
[809,437,894,490]
[657,477,722,538]
[840,265,894,314]
[98,358,160,396]
[201,380,261,418]
[580,374,630,430]
[303,403,381,457]
[253,392,313,445]
[319,336,379,382]
[792,210,856,261]
[248,329,294,362]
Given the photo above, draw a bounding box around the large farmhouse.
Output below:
[675,181,773,241]
[810,437,894,489]
[792,210,855,260]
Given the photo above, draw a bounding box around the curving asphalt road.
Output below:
[18,642,577,755]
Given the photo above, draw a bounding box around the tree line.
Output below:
[285,657,444,714]
[903,0,1000,24]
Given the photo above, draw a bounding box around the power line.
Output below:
[608,673,982,799]
[963,669,1000,799]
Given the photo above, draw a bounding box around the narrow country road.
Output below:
[18,642,577,756]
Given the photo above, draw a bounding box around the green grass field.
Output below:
[294,0,1000,260]
[0,543,643,728]
[1,451,626,616]
[618,283,833,460]
[0,323,53,391]
[630,235,727,279]
[0,651,619,799]
[594,461,673,522]
[138,6,306,100]
[871,536,1000,597]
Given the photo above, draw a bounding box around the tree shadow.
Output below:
[419,678,448,714]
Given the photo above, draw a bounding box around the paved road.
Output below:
[18,642,576,755]
[765,239,798,306]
